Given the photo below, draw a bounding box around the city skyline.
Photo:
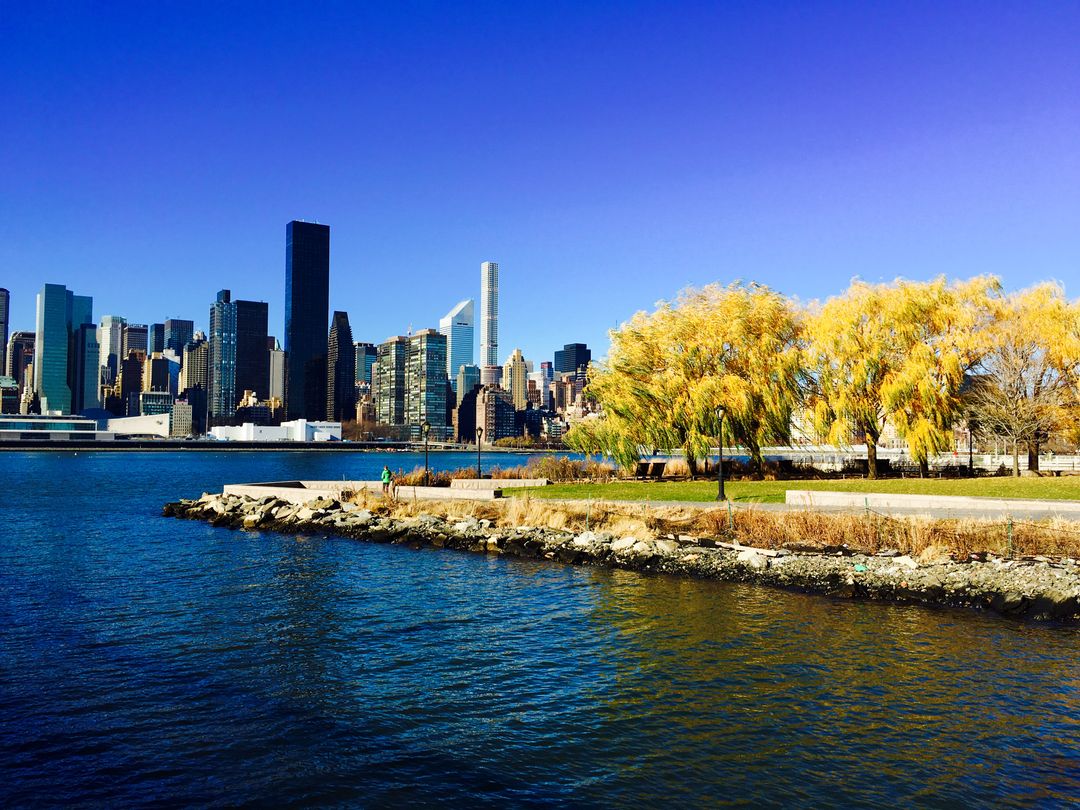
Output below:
[3,4,1076,367]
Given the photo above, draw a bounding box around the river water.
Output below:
[2,451,1078,807]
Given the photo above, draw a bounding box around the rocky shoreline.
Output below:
[163,492,1080,623]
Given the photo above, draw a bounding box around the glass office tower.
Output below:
[284,220,330,421]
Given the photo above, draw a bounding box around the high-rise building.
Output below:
[503,348,529,410]
[123,323,148,358]
[354,341,377,386]
[439,299,474,391]
[98,315,126,386]
[327,311,356,422]
[143,353,172,393]
[6,331,35,396]
[180,332,209,393]
[405,329,448,438]
[208,290,237,425]
[284,220,330,421]
[164,319,194,356]
[480,261,499,382]
[374,335,408,426]
[554,343,591,375]
[33,283,95,415]
[456,364,481,407]
[476,385,516,445]
[117,351,144,416]
[235,299,269,401]
[180,331,209,434]
[269,338,286,402]
[148,323,166,356]
[0,288,9,371]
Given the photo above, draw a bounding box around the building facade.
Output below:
[554,343,591,375]
[479,261,499,381]
[374,336,408,426]
[0,288,8,372]
[439,299,474,391]
[235,299,269,402]
[33,283,96,415]
[269,338,286,402]
[405,329,448,439]
[208,289,237,425]
[98,315,126,386]
[503,348,528,410]
[326,310,356,422]
[164,318,194,356]
[147,323,165,356]
[123,323,148,358]
[284,220,330,421]
[476,385,516,445]
[5,331,35,397]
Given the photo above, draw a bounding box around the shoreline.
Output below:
[163,492,1080,624]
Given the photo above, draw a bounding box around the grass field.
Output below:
[512,477,1080,504]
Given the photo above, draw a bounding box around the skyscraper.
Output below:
[180,331,208,434]
[406,329,448,438]
[6,331,35,396]
[503,348,529,410]
[208,290,237,425]
[554,343,591,375]
[0,288,9,372]
[456,364,481,407]
[326,311,356,422]
[374,336,408,426]
[123,323,148,358]
[164,319,194,355]
[33,283,95,415]
[148,323,166,355]
[480,261,499,383]
[354,341,377,386]
[269,338,286,402]
[439,299,474,391]
[235,299,269,400]
[284,220,330,421]
[98,315,126,386]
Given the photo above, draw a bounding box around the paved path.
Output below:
[538,497,1080,522]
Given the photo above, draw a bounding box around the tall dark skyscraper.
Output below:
[208,290,236,426]
[0,288,9,372]
[164,318,194,355]
[326,311,356,422]
[148,323,165,355]
[235,299,269,401]
[284,220,330,421]
[554,343,592,374]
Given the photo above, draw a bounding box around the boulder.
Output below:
[736,549,769,570]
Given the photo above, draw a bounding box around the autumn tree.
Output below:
[805,276,998,478]
[567,282,803,477]
[969,283,1080,475]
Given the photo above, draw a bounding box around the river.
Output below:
[1,451,1078,807]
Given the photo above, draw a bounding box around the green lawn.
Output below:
[511,477,1080,504]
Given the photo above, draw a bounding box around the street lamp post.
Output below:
[715,404,726,502]
[422,420,431,485]
[475,426,484,478]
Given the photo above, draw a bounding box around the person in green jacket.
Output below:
[381,465,392,496]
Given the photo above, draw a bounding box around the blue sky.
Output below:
[2,1,1078,363]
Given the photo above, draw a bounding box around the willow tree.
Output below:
[970,283,1080,474]
[568,282,803,477]
[806,276,998,478]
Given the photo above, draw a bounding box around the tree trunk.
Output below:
[686,452,699,477]
[919,459,929,478]
[866,440,878,480]
[1012,440,1020,477]
[1028,442,1040,473]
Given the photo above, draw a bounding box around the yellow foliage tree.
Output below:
[970,283,1080,474]
[806,276,999,478]
[567,282,803,477]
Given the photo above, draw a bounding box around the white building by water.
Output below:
[209,418,341,442]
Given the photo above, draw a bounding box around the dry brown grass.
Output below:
[342,489,1080,558]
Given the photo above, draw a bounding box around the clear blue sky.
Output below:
[2,1,1077,363]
